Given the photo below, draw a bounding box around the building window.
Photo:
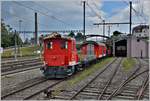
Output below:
[61,41,68,49]
[65,41,68,49]
[47,41,53,49]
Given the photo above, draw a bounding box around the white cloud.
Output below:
[106,0,150,34]
[2,0,149,40]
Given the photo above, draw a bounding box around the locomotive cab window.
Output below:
[47,41,53,49]
[61,41,68,49]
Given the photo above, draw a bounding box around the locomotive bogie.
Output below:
[41,65,76,78]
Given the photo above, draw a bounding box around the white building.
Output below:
[127,36,149,58]
[132,25,149,38]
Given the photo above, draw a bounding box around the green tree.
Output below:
[1,19,23,48]
[113,31,123,36]
[75,32,84,41]
[24,38,30,45]
[68,31,75,38]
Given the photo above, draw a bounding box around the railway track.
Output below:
[1,57,41,64]
[135,74,149,100]
[106,59,149,100]
[69,58,122,100]
[1,58,43,76]
[1,76,65,100]
[50,58,120,99]
[1,58,42,68]
[1,57,148,100]
[51,58,149,100]
[1,56,41,63]
[1,64,44,76]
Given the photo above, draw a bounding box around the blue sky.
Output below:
[102,1,127,18]
[1,0,149,41]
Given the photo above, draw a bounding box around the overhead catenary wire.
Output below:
[30,1,56,16]
[86,2,103,21]
[4,10,54,31]
[3,10,83,33]
[29,1,74,30]
[12,1,71,27]
[122,0,147,23]
[132,7,147,23]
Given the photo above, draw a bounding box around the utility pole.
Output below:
[24,28,25,43]
[108,25,111,37]
[129,1,132,34]
[35,12,38,45]
[103,20,105,42]
[113,37,115,57]
[18,20,22,54]
[129,1,132,57]
[83,1,86,40]
[14,30,17,60]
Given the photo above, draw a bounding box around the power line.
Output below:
[13,1,71,27]
[29,1,73,29]
[86,2,103,21]
[30,1,69,25]
[30,1,54,15]
[94,22,146,25]
[122,0,147,23]
[4,10,53,30]
[132,7,147,22]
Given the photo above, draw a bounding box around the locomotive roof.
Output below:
[81,40,106,46]
[43,32,74,41]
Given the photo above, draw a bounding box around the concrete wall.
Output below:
[127,37,149,58]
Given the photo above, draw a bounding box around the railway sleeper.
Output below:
[74,92,135,100]
[51,90,77,99]
[80,89,148,98]
[53,95,71,100]
[84,86,144,94]
[87,84,142,91]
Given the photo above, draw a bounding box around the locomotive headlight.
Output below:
[69,61,76,65]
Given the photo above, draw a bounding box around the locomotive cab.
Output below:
[41,32,79,78]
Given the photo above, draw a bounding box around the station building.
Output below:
[127,36,149,58]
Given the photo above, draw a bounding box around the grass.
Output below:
[67,57,114,86]
[122,57,136,72]
[2,45,42,58]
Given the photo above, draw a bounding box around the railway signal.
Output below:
[82,0,86,41]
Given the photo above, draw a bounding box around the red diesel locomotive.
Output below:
[41,32,111,78]
[41,32,79,78]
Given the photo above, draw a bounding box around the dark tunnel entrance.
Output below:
[115,39,127,57]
